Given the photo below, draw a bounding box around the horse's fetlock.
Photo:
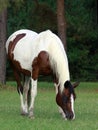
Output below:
[21,111,28,116]
[28,111,34,119]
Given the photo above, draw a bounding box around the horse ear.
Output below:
[72,82,80,88]
[64,80,71,89]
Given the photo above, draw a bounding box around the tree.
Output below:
[0,0,23,84]
[0,8,7,84]
[57,0,66,50]
[96,0,98,24]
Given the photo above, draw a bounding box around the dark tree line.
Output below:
[0,0,98,83]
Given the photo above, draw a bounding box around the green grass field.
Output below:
[0,82,98,130]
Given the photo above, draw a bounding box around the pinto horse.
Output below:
[6,29,79,120]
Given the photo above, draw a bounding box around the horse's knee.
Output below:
[17,85,23,94]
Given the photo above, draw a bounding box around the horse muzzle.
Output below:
[65,111,75,120]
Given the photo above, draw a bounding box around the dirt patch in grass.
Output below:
[0,84,16,91]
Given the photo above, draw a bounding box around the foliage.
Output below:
[6,0,98,81]
[30,1,57,32]
[7,0,57,36]
[66,0,98,81]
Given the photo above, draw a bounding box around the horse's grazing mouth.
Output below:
[56,81,79,120]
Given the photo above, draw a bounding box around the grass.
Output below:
[0,82,98,130]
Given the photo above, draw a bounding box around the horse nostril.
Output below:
[66,112,74,120]
[69,113,74,120]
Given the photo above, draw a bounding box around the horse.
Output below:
[6,29,79,120]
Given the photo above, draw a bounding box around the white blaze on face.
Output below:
[71,94,75,120]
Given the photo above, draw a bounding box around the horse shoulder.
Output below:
[32,51,52,80]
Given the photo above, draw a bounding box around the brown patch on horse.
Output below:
[7,33,31,76]
[12,59,31,76]
[32,51,53,80]
[8,33,26,59]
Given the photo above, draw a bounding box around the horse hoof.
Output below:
[28,115,35,119]
[21,112,28,116]
[29,114,35,119]
[28,112,34,119]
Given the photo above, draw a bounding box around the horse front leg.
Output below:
[28,78,37,119]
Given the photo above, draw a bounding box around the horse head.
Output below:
[56,81,79,120]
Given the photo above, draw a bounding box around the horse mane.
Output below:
[37,30,70,93]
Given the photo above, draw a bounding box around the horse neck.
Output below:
[48,45,70,93]
[56,58,70,93]
[35,30,70,93]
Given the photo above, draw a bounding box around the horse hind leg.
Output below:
[21,76,31,116]
[12,67,25,115]
[13,72,22,94]
[27,81,31,107]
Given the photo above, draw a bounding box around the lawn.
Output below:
[0,82,98,130]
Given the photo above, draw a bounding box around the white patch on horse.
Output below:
[6,29,38,72]
[71,94,75,120]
